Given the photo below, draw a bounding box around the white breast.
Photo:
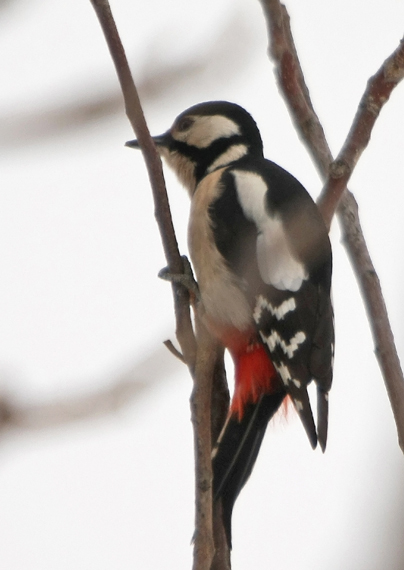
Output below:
[188,168,253,331]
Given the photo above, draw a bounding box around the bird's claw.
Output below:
[158,255,200,299]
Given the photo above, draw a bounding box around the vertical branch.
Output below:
[210,353,231,570]
[191,320,218,570]
[259,0,404,452]
[89,2,217,568]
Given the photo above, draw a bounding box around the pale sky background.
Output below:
[0,1,404,569]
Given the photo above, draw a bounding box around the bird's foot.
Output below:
[158,255,200,299]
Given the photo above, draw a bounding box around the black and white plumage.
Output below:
[127,101,334,546]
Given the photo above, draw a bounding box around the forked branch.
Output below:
[260,0,404,452]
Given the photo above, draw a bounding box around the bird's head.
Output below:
[126,101,264,195]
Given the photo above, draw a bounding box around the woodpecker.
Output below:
[126,101,334,547]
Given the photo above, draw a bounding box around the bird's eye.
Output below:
[176,116,194,132]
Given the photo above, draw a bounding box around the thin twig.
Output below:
[262,0,332,175]
[259,0,404,452]
[319,38,404,227]
[89,0,196,368]
[338,196,404,451]
[0,346,180,432]
[163,339,186,364]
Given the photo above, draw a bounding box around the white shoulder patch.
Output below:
[232,170,308,291]
[175,115,241,148]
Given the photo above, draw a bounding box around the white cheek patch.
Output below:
[233,170,308,292]
[253,295,296,323]
[175,115,241,148]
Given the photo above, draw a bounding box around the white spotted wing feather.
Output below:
[232,169,329,449]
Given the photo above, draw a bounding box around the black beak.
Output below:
[125,132,169,149]
[125,139,140,149]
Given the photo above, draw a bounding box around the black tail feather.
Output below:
[316,386,329,452]
[212,391,285,547]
